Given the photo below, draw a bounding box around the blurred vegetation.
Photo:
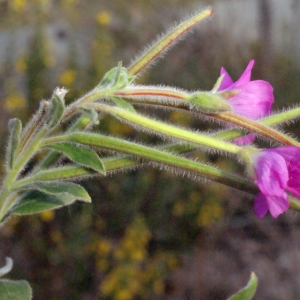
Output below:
[0,0,300,299]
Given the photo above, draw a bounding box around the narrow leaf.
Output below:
[7,119,22,169]
[19,182,91,202]
[9,190,82,216]
[0,258,13,278]
[110,96,136,112]
[0,279,32,300]
[45,142,106,174]
[227,273,257,300]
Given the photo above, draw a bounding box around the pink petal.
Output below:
[270,146,300,164]
[254,192,269,218]
[265,193,289,218]
[218,67,234,91]
[232,60,255,87]
[233,134,255,145]
[254,152,288,196]
[286,166,300,197]
[228,80,274,119]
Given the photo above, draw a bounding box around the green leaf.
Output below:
[227,273,257,300]
[45,88,66,129]
[110,96,136,113]
[0,258,13,278]
[7,119,22,169]
[45,142,106,174]
[9,190,82,216]
[19,182,91,202]
[0,279,32,300]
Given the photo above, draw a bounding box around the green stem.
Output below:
[14,139,300,213]
[12,144,196,188]
[62,132,257,193]
[208,111,300,146]
[113,86,190,102]
[112,87,300,146]
[263,106,300,125]
[83,103,241,154]
[62,88,109,120]
[290,196,300,211]
[0,126,49,220]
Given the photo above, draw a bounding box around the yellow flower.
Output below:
[59,69,76,87]
[97,239,112,256]
[96,11,112,26]
[96,11,111,26]
[11,0,26,12]
[4,94,27,112]
[115,289,133,300]
[40,210,55,222]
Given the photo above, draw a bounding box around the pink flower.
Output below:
[218,60,274,144]
[250,146,300,218]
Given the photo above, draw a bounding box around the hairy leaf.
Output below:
[0,279,32,300]
[45,142,106,174]
[19,182,91,202]
[9,190,84,216]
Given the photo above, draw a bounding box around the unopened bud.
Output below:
[189,92,232,113]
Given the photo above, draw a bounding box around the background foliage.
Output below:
[1,0,300,299]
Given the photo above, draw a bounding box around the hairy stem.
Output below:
[84,103,241,154]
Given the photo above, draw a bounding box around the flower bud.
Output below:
[189,92,232,114]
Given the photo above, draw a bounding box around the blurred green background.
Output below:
[1,0,300,299]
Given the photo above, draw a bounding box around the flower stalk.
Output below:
[40,132,257,194]
[207,111,300,146]
[83,103,241,154]
[111,86,300,146]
